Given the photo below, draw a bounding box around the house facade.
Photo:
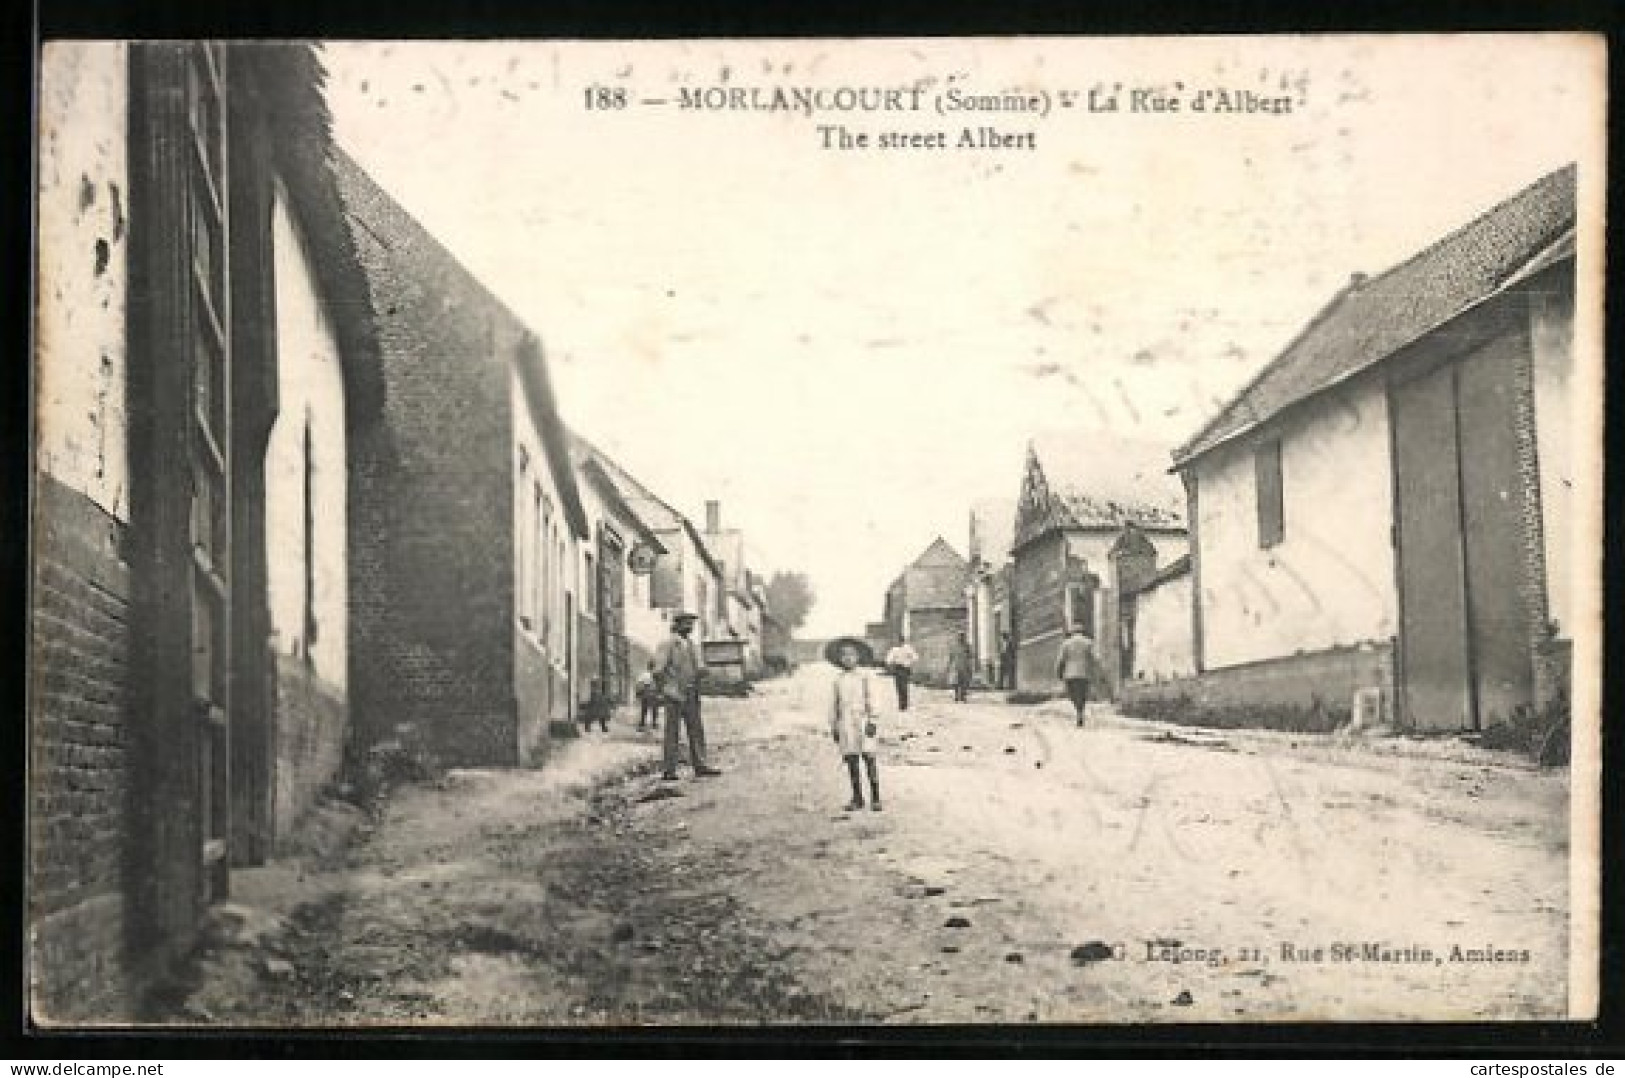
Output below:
[571,440,669,714]
[966,498,1016,685]
[702,501,766,682]
[333,149,589,768]
[1126,165,1578,733]
[571,439,727,668]
[882,538,970,686]
[1009,435,1187,695]
[32,42,384,1021]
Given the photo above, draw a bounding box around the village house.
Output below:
[702,501,767,682]
[331,148,590,767]
[966,498,1016,685]
[1008,433,1187,695]
[1125,165,1578,734]
[569,437,669,720]
[32,43,385,1021]
[882,538,970,686]
[570,439,729,674]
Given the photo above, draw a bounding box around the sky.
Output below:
[321,36,1603,638]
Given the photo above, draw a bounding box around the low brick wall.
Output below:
[1119,641,1394,733]
[29,474,135,1024]
[271,654,348,856]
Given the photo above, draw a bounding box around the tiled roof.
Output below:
[1031,432,1186,530]
[568,433,724,582]
[1174,164,1577,466]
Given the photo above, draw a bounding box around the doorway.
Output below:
[1390,330,1535,731]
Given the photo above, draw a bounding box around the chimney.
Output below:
[706,500,721,534]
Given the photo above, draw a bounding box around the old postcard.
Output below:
[31,34,1604,1027]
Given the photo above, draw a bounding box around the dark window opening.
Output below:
[1256,437,1284,549]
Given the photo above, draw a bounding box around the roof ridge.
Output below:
[1172,163,1576,467]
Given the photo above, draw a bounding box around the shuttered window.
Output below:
[1256,437,1284,549]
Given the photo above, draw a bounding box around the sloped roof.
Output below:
[569,432,683,533]
[911,537,967,571]
[569,433,723,582]
[1030,431,1186,531]
[240,44,385,428]
[902,537,968,610]
[574,453,667,555]
[1174,164,1577,467]
[331,145,589,539]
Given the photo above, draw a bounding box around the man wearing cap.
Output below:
[1055,623,1097,727]
[655,611,721,780]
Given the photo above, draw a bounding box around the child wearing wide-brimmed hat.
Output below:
[825,637,881,812]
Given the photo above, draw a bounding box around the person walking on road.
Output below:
[884,637,918,711]
[634,660,661,731]
[1055,624,1097,727]
[655,611,721,780]
[948,631,974,702]
[999,630,1017,690]
[827,638,882,812]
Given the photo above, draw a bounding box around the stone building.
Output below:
[882,538,970,686]
[570,434,669,715]
[1008,434,1187,695]
[570,438,728,666]
[32,42,383,1021]
[1127,165,1578,733]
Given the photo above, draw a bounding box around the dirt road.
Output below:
[171,666,1572,1026]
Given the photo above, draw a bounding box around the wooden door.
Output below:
[597,529,627,702]
[1391,336,1534,731]
[1456,337,1535,724]
[1391,361,1474,731]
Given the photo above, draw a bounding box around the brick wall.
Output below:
[335,151,519,766]
[1119,640,1395,733]
[29,474,135,1024]
[1011,532,1067,692]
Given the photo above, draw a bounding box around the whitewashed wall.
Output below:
[1192,379,1396,670]
[36,43,130,520]
[1131,571,1195,681]
[510,370,572,682]
[265,186,349,688]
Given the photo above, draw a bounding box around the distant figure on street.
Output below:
[948,631,974,702]
[1056,624,1097,727]
[884,637,918,711]
[635,660,661,731]
[999,631,1017,690]
[826,638,882,812]
[655,612,721,780]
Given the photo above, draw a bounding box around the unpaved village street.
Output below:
[173,667,1571,1026]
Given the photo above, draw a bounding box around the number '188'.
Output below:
[584,86,627,110]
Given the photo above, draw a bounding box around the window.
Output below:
[1064,582,1095,637]
[538,495,551,640]
[1256,437,1284,549]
